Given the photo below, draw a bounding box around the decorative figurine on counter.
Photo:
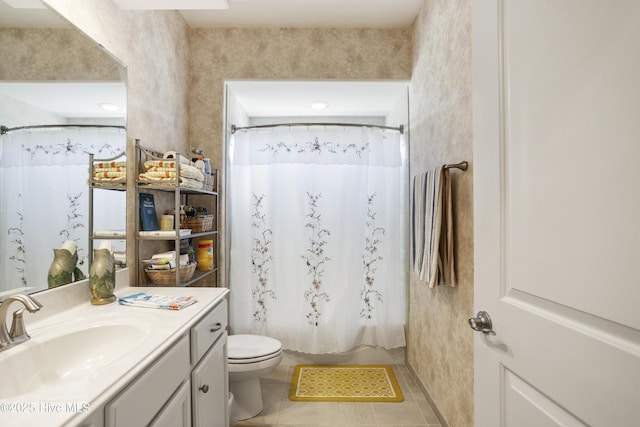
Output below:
[47,240,85,288]
[88,241,116,305]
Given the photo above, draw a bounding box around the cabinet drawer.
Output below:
[105,335,190,427]
[191,301,228,364]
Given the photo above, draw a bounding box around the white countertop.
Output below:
[0,280,229,427]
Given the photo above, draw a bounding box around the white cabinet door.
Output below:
[150,380,191,427]
[105,336,190,426]
[473,0,640,426]
[192,332,229,427]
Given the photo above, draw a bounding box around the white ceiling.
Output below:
[0,82,127,118]
[228,80,408,117]
[179,0,423,29]
[0,0,423,28]
[1,0,420,119]
[0,0,68,27]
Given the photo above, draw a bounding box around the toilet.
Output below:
[228,334,283,421]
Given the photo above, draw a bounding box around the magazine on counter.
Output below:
[118,292,197,311]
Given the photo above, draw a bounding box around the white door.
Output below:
[473,1,640,426]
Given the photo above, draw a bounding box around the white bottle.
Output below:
[194,156,204,172]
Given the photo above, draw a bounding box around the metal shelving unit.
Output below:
[88,151,127,268]
[134,140,219,287]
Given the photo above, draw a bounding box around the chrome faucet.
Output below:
[0,294,43,353]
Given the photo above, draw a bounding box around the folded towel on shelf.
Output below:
[140,170,180,179]
[93,166,126,172]
[144,160,180,169]
[94,161,127,169]
[411,166,456,288]
[140,169,204,181]
[118,292,197,310]
[139,160,205,188]
[143,161,204,180]
[92,161,127,182]
[93,171,127,180]
[138,174,204,189]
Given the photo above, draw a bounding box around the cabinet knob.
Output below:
[210,322,222,333]
[200,384,209,393]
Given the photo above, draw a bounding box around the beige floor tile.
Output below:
[329,402,377,424]
[416,400,441,426]
[276,401,332,425]
[372,401,428,425]
[397,373,427,403]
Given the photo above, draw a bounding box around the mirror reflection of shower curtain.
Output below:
[0,127,126,294]
[229,125,408,354]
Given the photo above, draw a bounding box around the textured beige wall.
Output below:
[0,28,121,81]
[189,27,412,168]
[43,0,190,285]
[407,1,474,427]
[43,0,189,151]
[189,27,412,286]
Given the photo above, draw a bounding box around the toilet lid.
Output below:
[228,334,282,360]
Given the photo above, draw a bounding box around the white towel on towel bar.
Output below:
[411,166,456,288]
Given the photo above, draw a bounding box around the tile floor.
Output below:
[233,364,443,427]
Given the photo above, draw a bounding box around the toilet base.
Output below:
[228,392,239,426]
[229,377,263,420]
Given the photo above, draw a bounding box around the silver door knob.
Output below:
[468,311,495,335]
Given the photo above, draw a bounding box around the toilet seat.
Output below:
[228,334,282,364]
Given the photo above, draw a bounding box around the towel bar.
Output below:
[445,161,468,171]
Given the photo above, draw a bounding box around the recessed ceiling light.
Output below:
[311,101,329,110]
[99,103,119,111]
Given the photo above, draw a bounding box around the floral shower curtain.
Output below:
[229,125,407,354]
[0,127,126,294]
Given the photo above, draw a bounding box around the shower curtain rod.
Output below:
[231,122,404,135]
[1,124,126,135]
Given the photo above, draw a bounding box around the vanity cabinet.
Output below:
[105,335,191,426]
[135,140,219,288]
[104,298,229,427]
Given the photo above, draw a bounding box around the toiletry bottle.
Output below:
[195,156,204,171]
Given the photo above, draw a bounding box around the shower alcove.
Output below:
[224,80,409,365]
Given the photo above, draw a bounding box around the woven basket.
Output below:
[202,173,215,192]
[145,263,196,286]
[181,215,214,233]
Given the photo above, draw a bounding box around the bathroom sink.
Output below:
[0,314,152,399]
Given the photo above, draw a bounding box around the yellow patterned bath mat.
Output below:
[289,364,404,402]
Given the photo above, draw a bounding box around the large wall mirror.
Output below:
[0,1,127,296]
